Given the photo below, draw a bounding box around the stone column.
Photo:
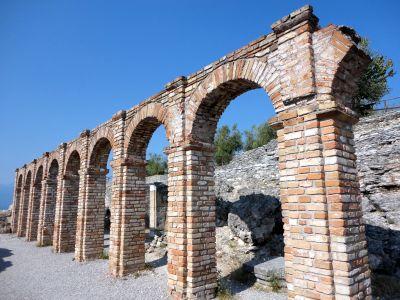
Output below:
[149,184,157,229]
[11,168,20,234]
[270,105,371,300]
[108,157,147,276]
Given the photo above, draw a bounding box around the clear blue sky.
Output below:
[1,1,399,208]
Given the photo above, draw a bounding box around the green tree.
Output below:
[354,38,395,115]
[146,153,167,176]
[214,124,243,166]
[244,122,276,151]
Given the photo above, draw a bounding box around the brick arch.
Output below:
[124,103,171,158]
[34,165,44,184]
[313,26,371,112]
[64,143,84,174]
[48,159,59,178]
[185,58,280,143]
[88,127,115,168]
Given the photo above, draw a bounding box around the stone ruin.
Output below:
[9,5,374,299]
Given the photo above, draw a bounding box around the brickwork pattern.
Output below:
[11,5,372,300]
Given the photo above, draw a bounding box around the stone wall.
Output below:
[215,110,400,277]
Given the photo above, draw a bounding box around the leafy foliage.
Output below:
[214,124,243,166]
[146,153,167,176]
[244,122,277,151]
[354,38,395,115]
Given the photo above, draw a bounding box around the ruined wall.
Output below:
[215,110,400,277]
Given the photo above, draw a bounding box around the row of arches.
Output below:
[11,11,373,299]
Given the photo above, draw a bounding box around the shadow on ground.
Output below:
[0,246,13,272]
[147,253,167,268]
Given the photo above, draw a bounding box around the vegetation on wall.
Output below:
[354,38,395,116]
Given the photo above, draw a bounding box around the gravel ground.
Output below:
[0,234,286,300]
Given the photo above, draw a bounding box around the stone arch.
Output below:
[17,170,32,237]
[26,165,43,241]
[185,58,280,143]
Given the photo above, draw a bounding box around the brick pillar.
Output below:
[149,184,157,229]
[74,130,91,261]
[26,160,38,241]
[26,175,42,241]
[53,144,67,251]
[17,169,29,237]
[270,105,371,300]
[75,167,107,260]
[109,156,146,276]
[37,177,58,246]
[168,141,217,299]
[318,109,371,299]
[165,143,188,299]
[11,169,21,234]
[53,170,80,252]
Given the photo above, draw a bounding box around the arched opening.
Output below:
[103,152,113,253]
[189,79,285,297]
[39,159,59,246]
[120,115,169,274]
[12,175,23,233]
[60,151,80,252]
[87,137,113,259]
[27,165,43,241]
[144,125,169,265]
